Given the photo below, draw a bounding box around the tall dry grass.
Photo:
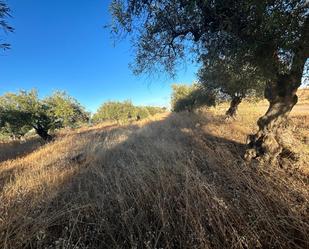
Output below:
[0,102,308,248]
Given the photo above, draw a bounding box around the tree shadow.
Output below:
[0,124,120,164]
[0,138,43,163]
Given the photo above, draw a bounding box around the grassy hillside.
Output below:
[0,94,308,248]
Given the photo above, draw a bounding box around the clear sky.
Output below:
[0,0,199,112]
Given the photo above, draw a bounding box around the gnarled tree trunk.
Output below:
[226,95,242,118]
[245,79,298,161]
[245,56,307,162]
[34,125,53,142]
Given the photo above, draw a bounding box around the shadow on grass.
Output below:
[0,138,43,163]
[0,124,120,164]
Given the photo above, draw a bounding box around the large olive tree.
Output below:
[110,0,308,160]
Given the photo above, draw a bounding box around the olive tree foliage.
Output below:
[171,83,215,112]
[0,1,13,50]
[198,55,266,118]
[0,106,31,139]
[110,0,201,76]
[44,91,90,128]
[110,0,309,160]
[0,90,89,141]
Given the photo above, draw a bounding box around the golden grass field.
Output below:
[0,89,308,249]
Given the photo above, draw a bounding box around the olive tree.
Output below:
[0,107,31,139]
[93,101,135,123]
[0,90,89,141]
[110,0,308,160]
[198,55,265,118]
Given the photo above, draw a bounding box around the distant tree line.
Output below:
[92,100,165,124]
[0,90,166,141]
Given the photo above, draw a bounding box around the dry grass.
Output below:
[0,94,309,248]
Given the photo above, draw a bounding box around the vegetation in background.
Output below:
[145,106,166,116]
[110,0,308,162]
[0,0,13,50]
[92,100,165,123]
[171,83,216,112]
[0,90,89,141]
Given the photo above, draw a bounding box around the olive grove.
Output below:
[110,0,309,160]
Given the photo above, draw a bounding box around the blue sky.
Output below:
[0,0,198,112]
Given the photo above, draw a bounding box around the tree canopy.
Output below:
[198,55,265,100]
[44,91,89,128]
[0,90,89,141]
[110,0,308,77]
[198,55,266,117]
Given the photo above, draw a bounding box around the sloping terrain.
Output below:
[0,100,308,249]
